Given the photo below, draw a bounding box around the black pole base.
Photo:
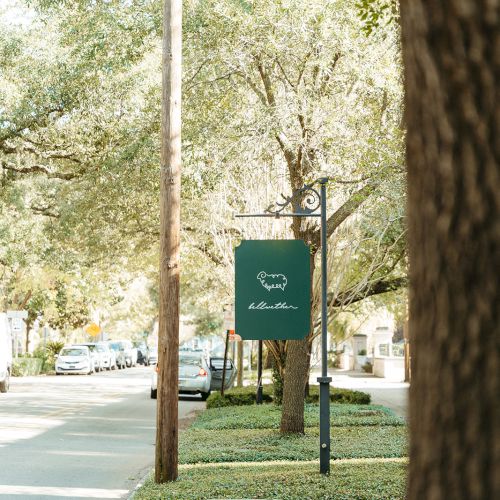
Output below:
[318,376,332,474]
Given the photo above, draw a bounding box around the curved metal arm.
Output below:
[265,181,321,215]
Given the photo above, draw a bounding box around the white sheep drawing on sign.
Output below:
[257,271,288,292]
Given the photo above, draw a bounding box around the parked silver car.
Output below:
[151,351,212,400]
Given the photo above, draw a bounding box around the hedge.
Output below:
[206,384,370,408]
[11,357,43,377]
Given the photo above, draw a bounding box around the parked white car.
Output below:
[55,346,94,375]
[0,313,12,392]
[73,343,103,372]
[96,342,116,370]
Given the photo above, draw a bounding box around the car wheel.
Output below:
[200,391,211,401]
[150,388,157,399]
[0,372,10,393]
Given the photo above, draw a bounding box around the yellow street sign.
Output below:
[85,323,101,336]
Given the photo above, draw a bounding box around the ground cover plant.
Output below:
[179,426,407,463]
[135,460,407,500]
[193,403,404,430]
[136,402,407,499]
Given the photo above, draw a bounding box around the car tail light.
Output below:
[198,368,208,377]
[155,364,159,373]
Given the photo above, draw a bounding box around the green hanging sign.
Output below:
[235,240,311,340]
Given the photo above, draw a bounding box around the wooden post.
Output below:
[237,340,243,387]
[155,0,182,484]
[221,331,230,396]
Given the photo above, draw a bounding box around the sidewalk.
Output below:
[310,368,409,418]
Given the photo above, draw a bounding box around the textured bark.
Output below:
[155,0,182,484]
[401,1,499,499]
[279,338,310,433]
[280,254,316,433]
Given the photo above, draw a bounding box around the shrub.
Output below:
[206,384,370,407]
[11,357,43,376]
[206,386,273,409]
[362,361,373,373]
[305,385,371,404]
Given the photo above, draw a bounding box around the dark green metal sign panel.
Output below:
[235,240,311,340]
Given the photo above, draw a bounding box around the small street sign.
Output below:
[235,240,311,340]
[85,323,102,336]
[11,318,24,333]
[228,331,242,342]
[7,310,28,320]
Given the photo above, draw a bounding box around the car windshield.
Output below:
[109,343,120,351]
[210,358,233,370]
[61,348,86,357]
[96,346,105,352]
[180,355,203,366]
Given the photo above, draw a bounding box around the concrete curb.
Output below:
[127,468,153,500]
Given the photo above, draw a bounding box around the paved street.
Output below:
[0,367,205,499]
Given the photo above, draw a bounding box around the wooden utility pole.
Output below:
[155,0,182,484]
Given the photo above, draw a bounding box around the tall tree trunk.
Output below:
[280,253,316,433]
[279,338,310,433]
[24,319,33,354]
[155,0,182,484]
[401,1,499,499]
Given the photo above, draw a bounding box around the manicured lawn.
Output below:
[192,403,405,430]
[180,426,407,463]
[135,460,407,500]
[135,403,408,499]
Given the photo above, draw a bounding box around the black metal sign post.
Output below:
[236,177,331,474]
[256,340,263,404]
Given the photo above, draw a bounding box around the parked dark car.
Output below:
[134,342,149,365]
